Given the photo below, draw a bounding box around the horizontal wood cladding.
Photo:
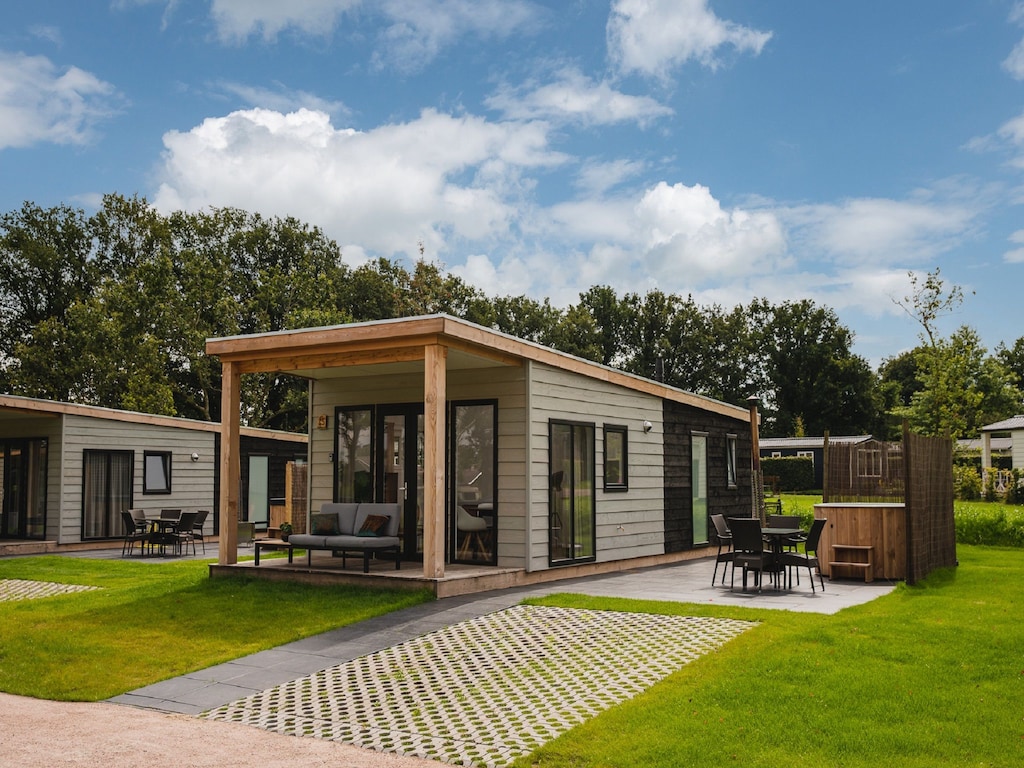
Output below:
[663,400,752,553]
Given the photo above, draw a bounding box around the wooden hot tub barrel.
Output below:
[814,503,906,581]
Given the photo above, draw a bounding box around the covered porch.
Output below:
[206,315,525,580]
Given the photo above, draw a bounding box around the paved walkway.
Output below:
[107,557,896,766]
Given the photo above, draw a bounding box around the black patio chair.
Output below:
[730,517,771,593]
[174,511,198,556]
[120,510,152,557]
[781,518,826,592]
[710,514,733,585]
[191,509,209,554]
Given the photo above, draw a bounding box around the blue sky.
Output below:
[2,1,1023,367]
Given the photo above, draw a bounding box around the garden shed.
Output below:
[206,315,755,584]
[0,394,306,551]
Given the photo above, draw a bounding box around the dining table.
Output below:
[760,526,803,589]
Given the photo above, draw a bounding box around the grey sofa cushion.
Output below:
[322,534,400,549]
[288,534,327,548]
[318,503,360,534]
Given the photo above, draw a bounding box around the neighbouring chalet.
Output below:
[759,435,873,490]
[206,315,756,585]
[0,394,307,552]
[980,415,1024,469]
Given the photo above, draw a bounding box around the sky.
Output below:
[2,1,1023,368]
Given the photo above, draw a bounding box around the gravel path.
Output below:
[0,693,439,768]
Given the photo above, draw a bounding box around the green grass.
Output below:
[516,544,1024,767]
[0,556,432,701]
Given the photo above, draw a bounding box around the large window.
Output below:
[83,450,133,539]
[143,451,172,494]
[603,425,628,492]
[451,401,497,564]
[335,406,374,503]
[691,433,708,545]
[549,421,595,565]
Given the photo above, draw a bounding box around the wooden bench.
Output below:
[829,544,875,582]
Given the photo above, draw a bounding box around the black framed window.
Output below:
[83,450,133,539]
[549,420,596,565]
[603,424,628,491]
[726,434,738,488]
[143,451,172,494]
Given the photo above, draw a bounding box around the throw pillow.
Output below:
[357,514,389,537]
[311,512,340,536]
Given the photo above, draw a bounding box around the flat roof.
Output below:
[206,313,751,422]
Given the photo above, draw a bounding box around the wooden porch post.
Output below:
[422,343,447,578]
[218,361,241,565]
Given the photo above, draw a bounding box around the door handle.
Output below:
[401,482,408,500]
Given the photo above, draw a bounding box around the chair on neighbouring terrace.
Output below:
[120,510,151,557]
[191,509,209,554]
[710,514,734,585]
[782,517,826,592]
[174,511,198,556]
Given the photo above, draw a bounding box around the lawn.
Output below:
[516,544,1024,768]
[0,555,432,701]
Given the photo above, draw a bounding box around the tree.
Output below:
[894,267,970,346]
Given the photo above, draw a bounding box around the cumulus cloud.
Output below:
[0,50,120,149]
[152,107,566,258]
[607,0,772,79]
[485,66,672,127]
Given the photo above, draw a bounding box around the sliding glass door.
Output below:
[549,421,595,564]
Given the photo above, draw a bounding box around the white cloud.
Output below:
[574,158,647,195]
[607,0,772,79]
[207,0,543,71]
[0,50,120,149]
[209,0,359,42]
[373,0,544,72]
[214,80,348,117]
[1005,2,1024,79]
[152,107,565,258]
[784,197,978,265]
[485,66,672,127]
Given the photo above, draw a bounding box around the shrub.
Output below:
[955,503,1024,547]
[761,456,815,492]
[952,465,982,501]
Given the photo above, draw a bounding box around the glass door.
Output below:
[1,440,47,540]
[692,433,709,545]
[378,407,424,559]
[247,455,270,530]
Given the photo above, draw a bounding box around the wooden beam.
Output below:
[218,361,241,565]
[421,343,447,579]
[233,345,427,375]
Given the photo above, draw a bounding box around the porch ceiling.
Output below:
[288,345,510,381]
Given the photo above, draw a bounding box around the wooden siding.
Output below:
[528,362,665,572]
[60,415,218,543]
[663,401,752,553]
[309,365,529,567]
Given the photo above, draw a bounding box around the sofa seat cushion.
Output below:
[322,534,400,550]
[288,534,328,548]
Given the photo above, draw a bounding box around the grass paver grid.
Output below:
[0,578,99,602]
[202,605,754,767]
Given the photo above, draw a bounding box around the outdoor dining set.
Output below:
[120,508,209,557]
[711,513,827,594]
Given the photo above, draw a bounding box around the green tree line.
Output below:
[1,195,1020,435]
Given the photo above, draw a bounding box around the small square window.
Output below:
[143,451,172,494]
[603,425,628,492]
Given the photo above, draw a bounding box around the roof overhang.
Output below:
[206,314,751,422]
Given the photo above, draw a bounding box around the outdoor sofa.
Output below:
[287,502,402,573]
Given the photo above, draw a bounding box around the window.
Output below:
[143,451,172,494]
[858,448,882,477]
[83,450,133,539]
[451,401,497,564]
[335,406,374,502]
[603,425,628,491]
[692,433,709,545]
[549,421,596,565]
[726,434,738,488]
[797,450,814,466]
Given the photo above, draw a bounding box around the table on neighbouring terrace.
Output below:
[254,539,295,566]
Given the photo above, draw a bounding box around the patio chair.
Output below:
[160,508,182,520]
[730,517,771,593]
[191,510,209,554]
[173,511,198,556]
[781,518,826,592]
[120,510,152,557]
[710,514,734,585]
